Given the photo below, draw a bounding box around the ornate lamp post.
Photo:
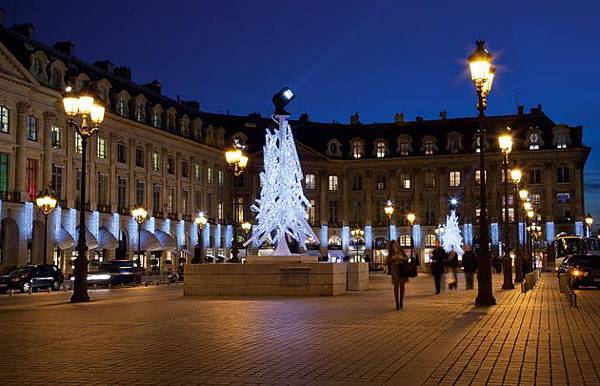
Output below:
[241,221,252,257]
[62,85,105,303]
[526,208,535,272]
[585,214,594,237]
[225,144,248,263]
[468,41,496,306]
[407,212,416,259]
[194,212,208,263]
[131,206,148,268]
[510,171,525,282]
[498,132,514,289]
[384,200,394,241]
[35,189,58,265]
[351,225,364,261]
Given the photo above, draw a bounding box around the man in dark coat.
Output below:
[462,245,477,290]
[430,240,447,294]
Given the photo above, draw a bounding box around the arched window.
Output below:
[351,140,364,159]
[135,101,146,122]
[446,131,462,153]
[375,141,387,158]
[326,139,342,157]
[98,85,107,101]
[421,136,437,155]
[528,132,540,150]
[117,95,126,116]
[328,175,339,191]
[151,109,161,128]
[397,135,412,156]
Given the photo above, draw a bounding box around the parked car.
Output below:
[0,265,64,293]
[70,260,142,287]
[562,255,600,289]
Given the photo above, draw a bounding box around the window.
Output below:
[151,152,160,171]
[117,143,127,164]
[117,95,126,116]
[194,163,201,180]
[425,234,437,247]
[351,141,363,159]
[50,67,62,89]
[308,200,316,224]
[135,101,145,122]
[167,157,175,174]
[152,184,161,213]
[557,192,570,204]
[375,141,387,158]
[329,201,338,224]
[151,109,161,128]
[328,175,338,191]
[51,165,62,198]
[182,190,189,214]
[449,171,461,187]
[0,107,9,133]
[26,115,37,141]
[234,197,244,223]
[207,167,213,184]
[167,187,175,213]
[557,132,568,149]
[27,158,37,200]
[117,177,127,210]
[97,173,109,206]
[51,125,61,148]
[376,175,386,190]
[424,143,434,155]
[75,133,82,154]
[530,193,541,205]
[557,166,570,183]
[194,191,201,210]
[217,170,224,186]
[135,181,145,205]
[400,173,411,189]
[98,85,106,101]
[399,234,412,247]
[96,137,107,159]
[424,172,435,188]
[352,175,362,191]
[399,141,410,156]
[182,160,189,178]
[135,148,144,167]
[528,132,541,150]
[0,153,9,192]
[529,167,542,185]
[475,170,487,185]
[217,201,223,221]
[305,174,316,189]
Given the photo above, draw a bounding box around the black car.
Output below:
[563,255,600,288]
[0,265,64,293]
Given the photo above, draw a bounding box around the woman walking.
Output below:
[386,240,410,310]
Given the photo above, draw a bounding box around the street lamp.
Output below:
[225,143,248,263]
[384,200,394,241]
[62,85,105,303]
[35,189,58,265]
[131,206,148,269]
[193,212,208,263]
[468,40,496,306]
[585,213,593,237]
[351,225,364,261]
[407,212,416,260]
[511,170,525,282]
[498,132,514,290]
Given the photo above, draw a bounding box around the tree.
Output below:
[441,210,464,256]
[247,114,318,255]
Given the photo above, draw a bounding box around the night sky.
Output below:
[5,0,600,222]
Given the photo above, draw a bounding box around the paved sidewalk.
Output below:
[0,272,598,385]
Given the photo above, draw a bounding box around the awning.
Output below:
[154,229,177,251]
[97,226,119,250]
[73,229,99,250]
[54,227,74,250]
[139,229,161,252]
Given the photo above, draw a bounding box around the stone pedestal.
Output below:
[347,262,369,291]
[245,255,318,264]
[184,261,347,296]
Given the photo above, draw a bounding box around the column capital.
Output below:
[17,101,31,114]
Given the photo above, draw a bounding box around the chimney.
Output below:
[114,66,132,81]
[0,7,5,26]
[54,41,74,56]
[11,23,34,39]
[144,79,162,94]
[350,111,360,125]
[416,116,423,122]
[517,105,524,116]
[394,112,404,124]
[94,60,114,73]
[182,100,200,111]
[439,110,447,120]
[530,104,543,115]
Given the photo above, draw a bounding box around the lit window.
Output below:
[194,163,201,180]
[474,170,487,185]
[207,167,213,184]
[399,234,412,247]
[399,141,410,156]
[528,132,540,150]
[96,137,107,159]
[530,193,541,205]
[449,171,461,187]
[400,173,411,189]
[135,101,146,122]
[375,141,387,158]
[218,170,224,186]
[305,174,316,189]
[75,133,82,154]
[352,141,363,159]
[151,152,160,171]
[308,200,316,224]
[424,143,434,155]
[26,115,37,141]
[0,106,9,133]
[557,133,568,149]
[425,234,436,247]
[151,109,161,128]
[117,95,126,116]
[27,158,37,200]
[328,175,338,191]
[376,175,385,190]
[217,201,223,221]
[51,125,61,148]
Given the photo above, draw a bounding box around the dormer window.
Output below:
[397,135,413,156]
[117,95,126,116]
[374,140,387,158]
[135,101,146,122]
[151,109,161,128]
[98,85,106,101]
[553,126,571,149]
[421,136,437,155]
[351,140,364,159]
[528,132,540,150]
[50,66,63,89]
[326,139,342,157]
[446,131,463,154]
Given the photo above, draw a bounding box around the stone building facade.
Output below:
[0,22,590,273]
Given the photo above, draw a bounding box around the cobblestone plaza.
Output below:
[1,273,599,385]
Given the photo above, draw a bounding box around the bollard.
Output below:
[156,281,160,286]
[144,282,148,287]
[93,284,97,291]
[8,289,13,296]
[108,283,112,289]
[47,287,51,293]
[28,286,32,295]
[521,281,527,293]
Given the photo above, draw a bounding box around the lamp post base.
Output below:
[501,257,515,289]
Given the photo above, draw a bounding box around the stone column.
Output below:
[176,151,183,217]
[342,170,349,225]
[128,138,136,208]
[15,101,30,200]
[109,133,118,210]
[365,173,373,225]
[42,111,55,189]
[319,172,328,224]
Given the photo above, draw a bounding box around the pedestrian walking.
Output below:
[446,250,459,290]
[386,240,410,310]
[430,240,447,294]
[462,245,477,290]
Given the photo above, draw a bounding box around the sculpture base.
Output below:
[245,255,318,264]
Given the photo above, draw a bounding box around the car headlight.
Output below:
[88,273,111,281]
[571,269,588,277]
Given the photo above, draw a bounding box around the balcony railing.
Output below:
[0,191,21,202]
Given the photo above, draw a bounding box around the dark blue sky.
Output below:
[6,0,600,220]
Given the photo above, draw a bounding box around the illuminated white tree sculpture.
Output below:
[441,210,464,256]
[247,114,318,255]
